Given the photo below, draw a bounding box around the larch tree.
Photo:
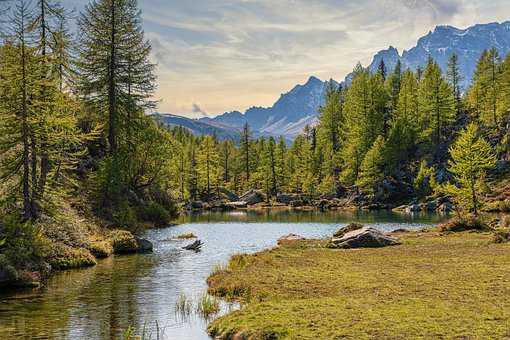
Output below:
[446,53,462,116]
[443,123,496,216]
[418,57,455,160]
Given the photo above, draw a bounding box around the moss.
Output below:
[208,232,510,339]
[109,230,139,254]
[88,239,113,258]
[46,243,97,270]
[332,222,364,238]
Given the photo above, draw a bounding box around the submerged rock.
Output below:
[328,226,401,249]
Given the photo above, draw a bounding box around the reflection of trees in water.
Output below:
[0,253,158,339]
[179,209,445,225]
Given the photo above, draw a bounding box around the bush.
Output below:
[492,228,510,244]
[138,202,171,227]
[110,230,139,254]
[88,240,113,258]
[46,243,96,270]
[438,217,489,232]
[0,254,18,284]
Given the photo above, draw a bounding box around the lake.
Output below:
[0,210,447,339]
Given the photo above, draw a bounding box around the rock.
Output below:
[406,204,420,213]
[328,226,401,249]
[183,239,203,251]
[239,190,265,205]
[333,223,364,238]
[135,237,153,253]
[276,193,296,205]
[226,201,248,209]
[219,188,239,202]
[391,228,410,233]
[186,201,204,211]
[277,234,305,245]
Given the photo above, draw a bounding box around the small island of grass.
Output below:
[207,225,510,339]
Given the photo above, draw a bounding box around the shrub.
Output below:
[46,243,96,270]
[0,254,18,284]
[110,230,139,254]
[492,228,510,244]
[438,216,489,232]
[138,202,171,227]
[88,240,113,258]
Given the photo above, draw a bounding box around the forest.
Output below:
[0,0,509,288]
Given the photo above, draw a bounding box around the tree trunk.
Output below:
[108,0,117,155]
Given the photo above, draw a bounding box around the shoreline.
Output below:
[206,225,510,339]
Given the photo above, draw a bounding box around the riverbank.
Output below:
[0,201,158,289]
[207,228,510,339]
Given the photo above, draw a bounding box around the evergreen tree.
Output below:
[197,135,219,201]
[377,59,387,81]
[446,53,462,115]
[77,0,156,155]
[418,57,455,160]
[356,136,386,194]
[443,123,496,216]
[240,122,251,185]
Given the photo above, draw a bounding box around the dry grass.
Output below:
[208,231,510,339]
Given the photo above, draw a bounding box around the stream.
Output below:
[0,209,448,339]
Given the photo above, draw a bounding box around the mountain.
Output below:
[201,76,334,138]
[163,21,510,140]
[352,21,510,90]
[153,114,241,141]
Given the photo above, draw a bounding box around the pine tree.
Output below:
[443,123,496,216]
[356,136,386,194]
[377,59,387,81]
[197,135,219,201]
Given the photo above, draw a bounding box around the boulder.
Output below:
[328,226,401,249]
[276,193,295,205]
[219,188,239,202]
[226,201,248,209]
[186,201,204,211]
[277,234,305,245]
[135,237,153,253]
[239,190,265,205]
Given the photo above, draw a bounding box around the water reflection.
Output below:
[0,210,448,339]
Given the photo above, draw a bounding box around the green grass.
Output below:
[197,293,220,319]
[207,231,510,339]
[175,292,193,317]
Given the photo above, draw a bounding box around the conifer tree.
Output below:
[77,0,156,155]
[443,123,496,216]
[418,57,455,160]
[446,53,462,115]
[240,122,251,184]
[356,136,386,194]
[197,135,219,201]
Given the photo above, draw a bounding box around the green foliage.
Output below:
[356,136,386,193]
[442,123,496,215]
[46,243,97,270]
[110,230,139,254]
[138,202,171,227]
[414,160,437,197]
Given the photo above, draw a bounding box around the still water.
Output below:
[0,210,447,339]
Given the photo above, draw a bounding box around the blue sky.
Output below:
[66,0,510,117]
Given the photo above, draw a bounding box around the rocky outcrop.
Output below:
[328,226,401,249]
[239,190,265,205]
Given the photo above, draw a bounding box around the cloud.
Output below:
[62,0,510,117]
[192,103,208,118]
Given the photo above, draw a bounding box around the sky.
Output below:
[66,0,510,118]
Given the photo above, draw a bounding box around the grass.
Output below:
[175,232,197,239]
[197,293,220,319]
[207,231,510,339]
[175,293,193,317]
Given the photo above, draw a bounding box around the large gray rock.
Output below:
[239,190,265,205]
[329,227,401,249]
[135,237,153,253]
